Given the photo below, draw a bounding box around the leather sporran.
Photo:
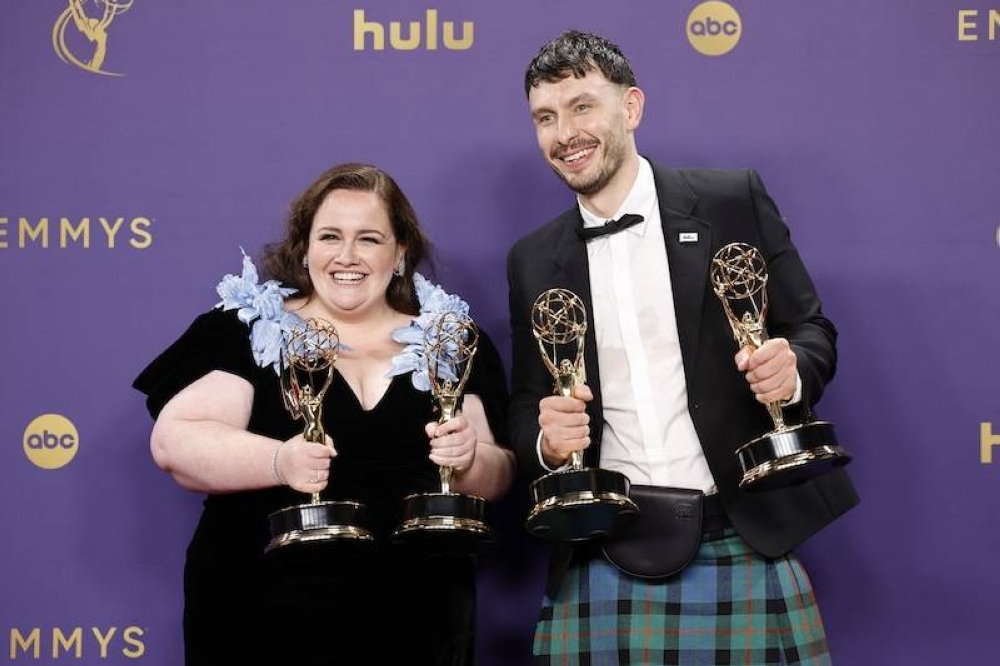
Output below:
[600,485,704,579]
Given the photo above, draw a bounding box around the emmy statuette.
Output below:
[392,311,497,555]
[265,318,374,553]
[525,289,640,541]
[710,243,851,491]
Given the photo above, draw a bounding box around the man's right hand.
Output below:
[538,383,594,468]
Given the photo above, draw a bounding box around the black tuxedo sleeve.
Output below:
[506,243,555,483]
[749,169,837,418]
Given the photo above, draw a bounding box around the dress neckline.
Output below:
[333,370,403,414]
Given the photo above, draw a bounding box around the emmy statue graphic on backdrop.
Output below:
[525,288,640,541]
[53,0,133,76]
[265,318,374,554]
[710,243,851,491]
[392,311,497,555]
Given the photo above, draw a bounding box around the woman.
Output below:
[134,163,514,665]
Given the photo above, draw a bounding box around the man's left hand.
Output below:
[735,338,797,404]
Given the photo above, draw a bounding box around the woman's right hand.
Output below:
[276,434,336,493]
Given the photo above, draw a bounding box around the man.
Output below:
[507,30,858,664]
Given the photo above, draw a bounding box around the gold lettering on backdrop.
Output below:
[19,217,49,248]
[9,629,40,659]
[959,10,978,40]
[122,626,146,658]
[52,627,83,658]
[5,627,146,659]
[101,217,125,247]
[442,18,474,50]
[60,217,90,248]
[353,9,474,51]
[130,217,153,248]
[958,9,1000,40]
[427,9,438,49]
[52,0,134,76]
[354,9,384,49]
[0,216,153,249]
[390,20,421,50]
[92,627,116,658]
[982,423,1000,463]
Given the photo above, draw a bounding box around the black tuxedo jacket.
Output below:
[507,162,858,592]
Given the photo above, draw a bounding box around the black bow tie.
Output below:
[576,214,645,241]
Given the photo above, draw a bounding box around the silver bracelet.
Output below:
[271,441,287,486]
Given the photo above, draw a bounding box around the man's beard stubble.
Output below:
[550,129,627,198]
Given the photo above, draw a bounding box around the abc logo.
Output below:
[23,414,79,469]
[687,1,742,56]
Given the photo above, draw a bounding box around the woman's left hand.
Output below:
[425,414,477,473]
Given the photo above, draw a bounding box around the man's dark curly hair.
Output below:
[524,30,637,97]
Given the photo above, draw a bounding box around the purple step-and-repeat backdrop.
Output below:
[1,1,997,663]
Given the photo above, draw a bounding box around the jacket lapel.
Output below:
[651,164,713,381]
[552,210,604,452]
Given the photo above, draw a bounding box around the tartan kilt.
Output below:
[533,530,831,665]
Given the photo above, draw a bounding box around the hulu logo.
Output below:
[353,9,474,51]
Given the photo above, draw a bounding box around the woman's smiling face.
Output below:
[305,188,405,321]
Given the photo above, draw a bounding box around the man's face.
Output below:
[528,70,635,197]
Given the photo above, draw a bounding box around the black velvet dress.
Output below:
[134,308,509,666]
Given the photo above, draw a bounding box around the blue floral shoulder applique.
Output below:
[388,273,471,392]
[215,250,300,373]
